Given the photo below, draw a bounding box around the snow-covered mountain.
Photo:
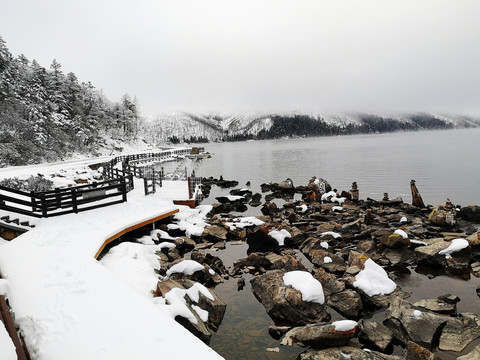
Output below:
[142,112,480,145]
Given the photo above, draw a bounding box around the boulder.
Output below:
[250,270,329,326]
[281,322,359,348]
[428,207,456,227]
[268,325,291,339]
[384,297,450,349]
[466,230,480,246]
[438,313,480,352]
[260,202,279,216]
[277,178,295,192]
[298,346,402,360]
[312,267,345,295]
[201,225,228,242]
[413,298,457,315]
[327,290,363,318]
[414,238,470,267]
[459,205,480,222]
[359,320,393,353]
[403,341,439,360]
[458,344,480,360]
[381,233,410,248]
[309,249,347,273]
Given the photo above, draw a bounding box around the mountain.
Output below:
[142,112,480,145]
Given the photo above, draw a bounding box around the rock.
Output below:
[459,205,480,222]
[327,290,363,318]
[384,297,450,349]
[261,202,279,216]
[371,229,393,244]
[154,279,226,343]
[281,322,359,348]
[466,230,480,246]
[174,236,196,253]
[277,178,295,192]
[309,249,347,273]
[246,226,280,252]
[381,233,410,248]
[268,325,291,339]
[403,341,438,360]
[415,238,470,267]
[201,225,228,241]
[359,320,393,352]
[428,206,456,227]
[438,313,480,352]
[410,180,426,208]
[250,270,329,326]
[413,298,457,315]
[230,252,306,277]
[383,248,415,265]
[312,267,345,295]
[458,344,480,360]
[298,346,402,360]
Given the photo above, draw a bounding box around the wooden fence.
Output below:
[0,175,132,218]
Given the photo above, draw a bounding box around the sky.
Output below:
[1,0,480,117]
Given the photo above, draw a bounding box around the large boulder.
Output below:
[414,238,471,267]
[458,345,480,360]
[250,270,329,326]
[281,321,359,348]
[309,249,347,273]
[384,297,450,349]
[277,178,295,192]
[459,205,480,222]
[438,313,480,352]
[327,290,363,318]
[359,320,393,353]
[403,341,439,360]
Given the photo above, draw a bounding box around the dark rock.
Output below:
[277,178,295,192]
[327,290,363,318]
[309,249,347,273]
[381,233,410,248]
[268,325,291,340]
[438,313,480,352]
[410,180,426,208]
[359,320,394,353]
[459,205,480,222]
[384,297,450,349]
[246,226,279,252]
[415,238,471,267]
[201,225,228,242]
[312,267,345,296]
[261,202,279,216]
[174,236,196,254]
[281,321,359,348]
[250,270,329,326]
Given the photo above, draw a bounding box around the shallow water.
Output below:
[193,129,480,359]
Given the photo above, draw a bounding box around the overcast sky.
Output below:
[1,0,480,116]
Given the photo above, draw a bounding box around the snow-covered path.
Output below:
[0,190,224,359]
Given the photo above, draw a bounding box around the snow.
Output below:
[0,321,17,360]
[400,216,408,223]
[410,239,428,246]
[268,229,291,246]
[282,271,325,304]
[321,191,346,205]
[324,256,332,264]
[439,238,469,257]
[332,320,357,332]
[353,258,397,297]
[226,195,244,201]
[296,204,308,213]
[321,231,341,239]
[413,310,422,317]
[166,260,204,276]
[150,228,177,241]
[0,278,10,296]
[394,229,408,239]
[0,180,223,359]
[136,235,155,245]
[332,206,343,212]
[320,241,329,249]
[225,216,264,230]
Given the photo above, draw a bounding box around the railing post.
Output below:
[143,178,148,196]
[31,191,37,212]
[40,193,47,217]
[71,189,78,213]
[121,178,128,202]
[129,173,134,190]
[55,188,61,209]
[188,176,192,199]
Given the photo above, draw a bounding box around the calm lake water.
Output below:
[194,128,480,360]
[198,128,480,207]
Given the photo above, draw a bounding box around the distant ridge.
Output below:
[143,112,480,145]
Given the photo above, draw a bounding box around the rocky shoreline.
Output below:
[151,176,480,359]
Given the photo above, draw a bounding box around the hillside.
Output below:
[142,111,480,145]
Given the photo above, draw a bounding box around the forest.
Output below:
[0,36,142,166]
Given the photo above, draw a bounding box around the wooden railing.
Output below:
[0,175,132,218]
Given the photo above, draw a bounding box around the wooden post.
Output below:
[143,178,148,196]
[55,187,61,209]
[31,191,37,212]
[71,189,78,213]
[121,178,127,202]
[410,179,426,208]
[40,193,47,217]
[188,177,192,199]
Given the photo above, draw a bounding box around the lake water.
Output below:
[198,128,480,207]
[193,128,480,360]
